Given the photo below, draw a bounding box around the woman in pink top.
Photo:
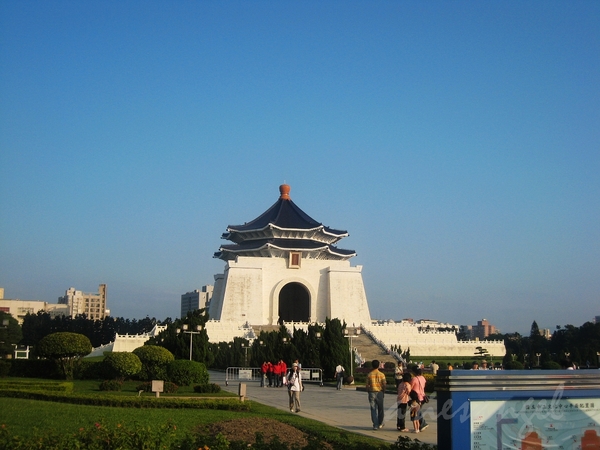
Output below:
[409,368,429,431]
[396,372,412,431]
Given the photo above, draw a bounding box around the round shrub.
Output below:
[99,379,123,391]
[36,332,92,380]
[167,359,208,386]
[104,352,142,381]
[542,361,562,370]
[37,332,92,359]
[504,360,525,370]
[132,345,174,381]
[193,383,222,393]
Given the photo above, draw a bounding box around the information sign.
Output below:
[471,397,600,449]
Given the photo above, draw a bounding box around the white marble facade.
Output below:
[208,256,372,328]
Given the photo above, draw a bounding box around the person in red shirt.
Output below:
[273,360,282,387]
[261,361,268,387]
[279,360,287,387]
[267,361,274,387]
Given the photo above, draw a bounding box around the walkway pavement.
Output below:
[209,370,437,447]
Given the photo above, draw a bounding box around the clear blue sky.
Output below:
[1,1,598,335]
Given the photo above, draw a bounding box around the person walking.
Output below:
[335,364,345,390]
[365,359,387,430]
[396,372,412,431]
[287,362,303,413]
[410,368,429,431]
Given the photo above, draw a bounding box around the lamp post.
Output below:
[597,352,600,368]
[241,343,249,367]
[177,324,203,361]
[344,328,361,378]
[536,353,541,367]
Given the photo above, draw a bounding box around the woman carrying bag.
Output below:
[287,362,303,413]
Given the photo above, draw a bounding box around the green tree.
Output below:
[148,309,213,366]
[103,352,142,381]
[319,318,349,377]
[0,312,22,358]
[133,345,174,380]
[21,311,53,346]
[36,332,92,380]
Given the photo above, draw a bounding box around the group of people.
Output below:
[261,358,432,433]
[366,359,430,434]
[260,360,288,388]
[260,359,304,413]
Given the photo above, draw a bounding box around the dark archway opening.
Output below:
[278,282,310,323]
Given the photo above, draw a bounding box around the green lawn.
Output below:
[0,378,429,449]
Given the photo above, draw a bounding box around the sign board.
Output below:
[238,369,252,380]
[471,397,600,449]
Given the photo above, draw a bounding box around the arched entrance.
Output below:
[278,282,310,323]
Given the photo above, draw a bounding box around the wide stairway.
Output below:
[346,327,395,365]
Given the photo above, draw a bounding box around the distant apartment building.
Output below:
[0,288,69,324]
[540,328,552,339]
[181,285,213,318]
[460,319,499,340]
[58,284,109,320]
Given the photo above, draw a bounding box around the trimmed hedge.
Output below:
[0,379,73,392]
[136,381,179,394]
[193,383,221,394]
[8,359,62,379]
[0,361,10,377]
[76,359,111,380]
[99,379,123,391]
[0,389,250,410]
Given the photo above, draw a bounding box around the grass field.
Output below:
[0,378,426,449]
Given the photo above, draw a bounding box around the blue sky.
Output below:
[1,1,598,335]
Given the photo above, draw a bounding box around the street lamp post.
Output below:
[344,328,361,378]
[177,324,203,361]
[241,343,249,367]
[596,352,600,368]
[536,353,541,367]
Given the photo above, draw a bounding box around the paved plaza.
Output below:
[209,370,437,447]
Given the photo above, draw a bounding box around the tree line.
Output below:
[484,320,600,369]
[14,311,171,348]
[5,310,355,378]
